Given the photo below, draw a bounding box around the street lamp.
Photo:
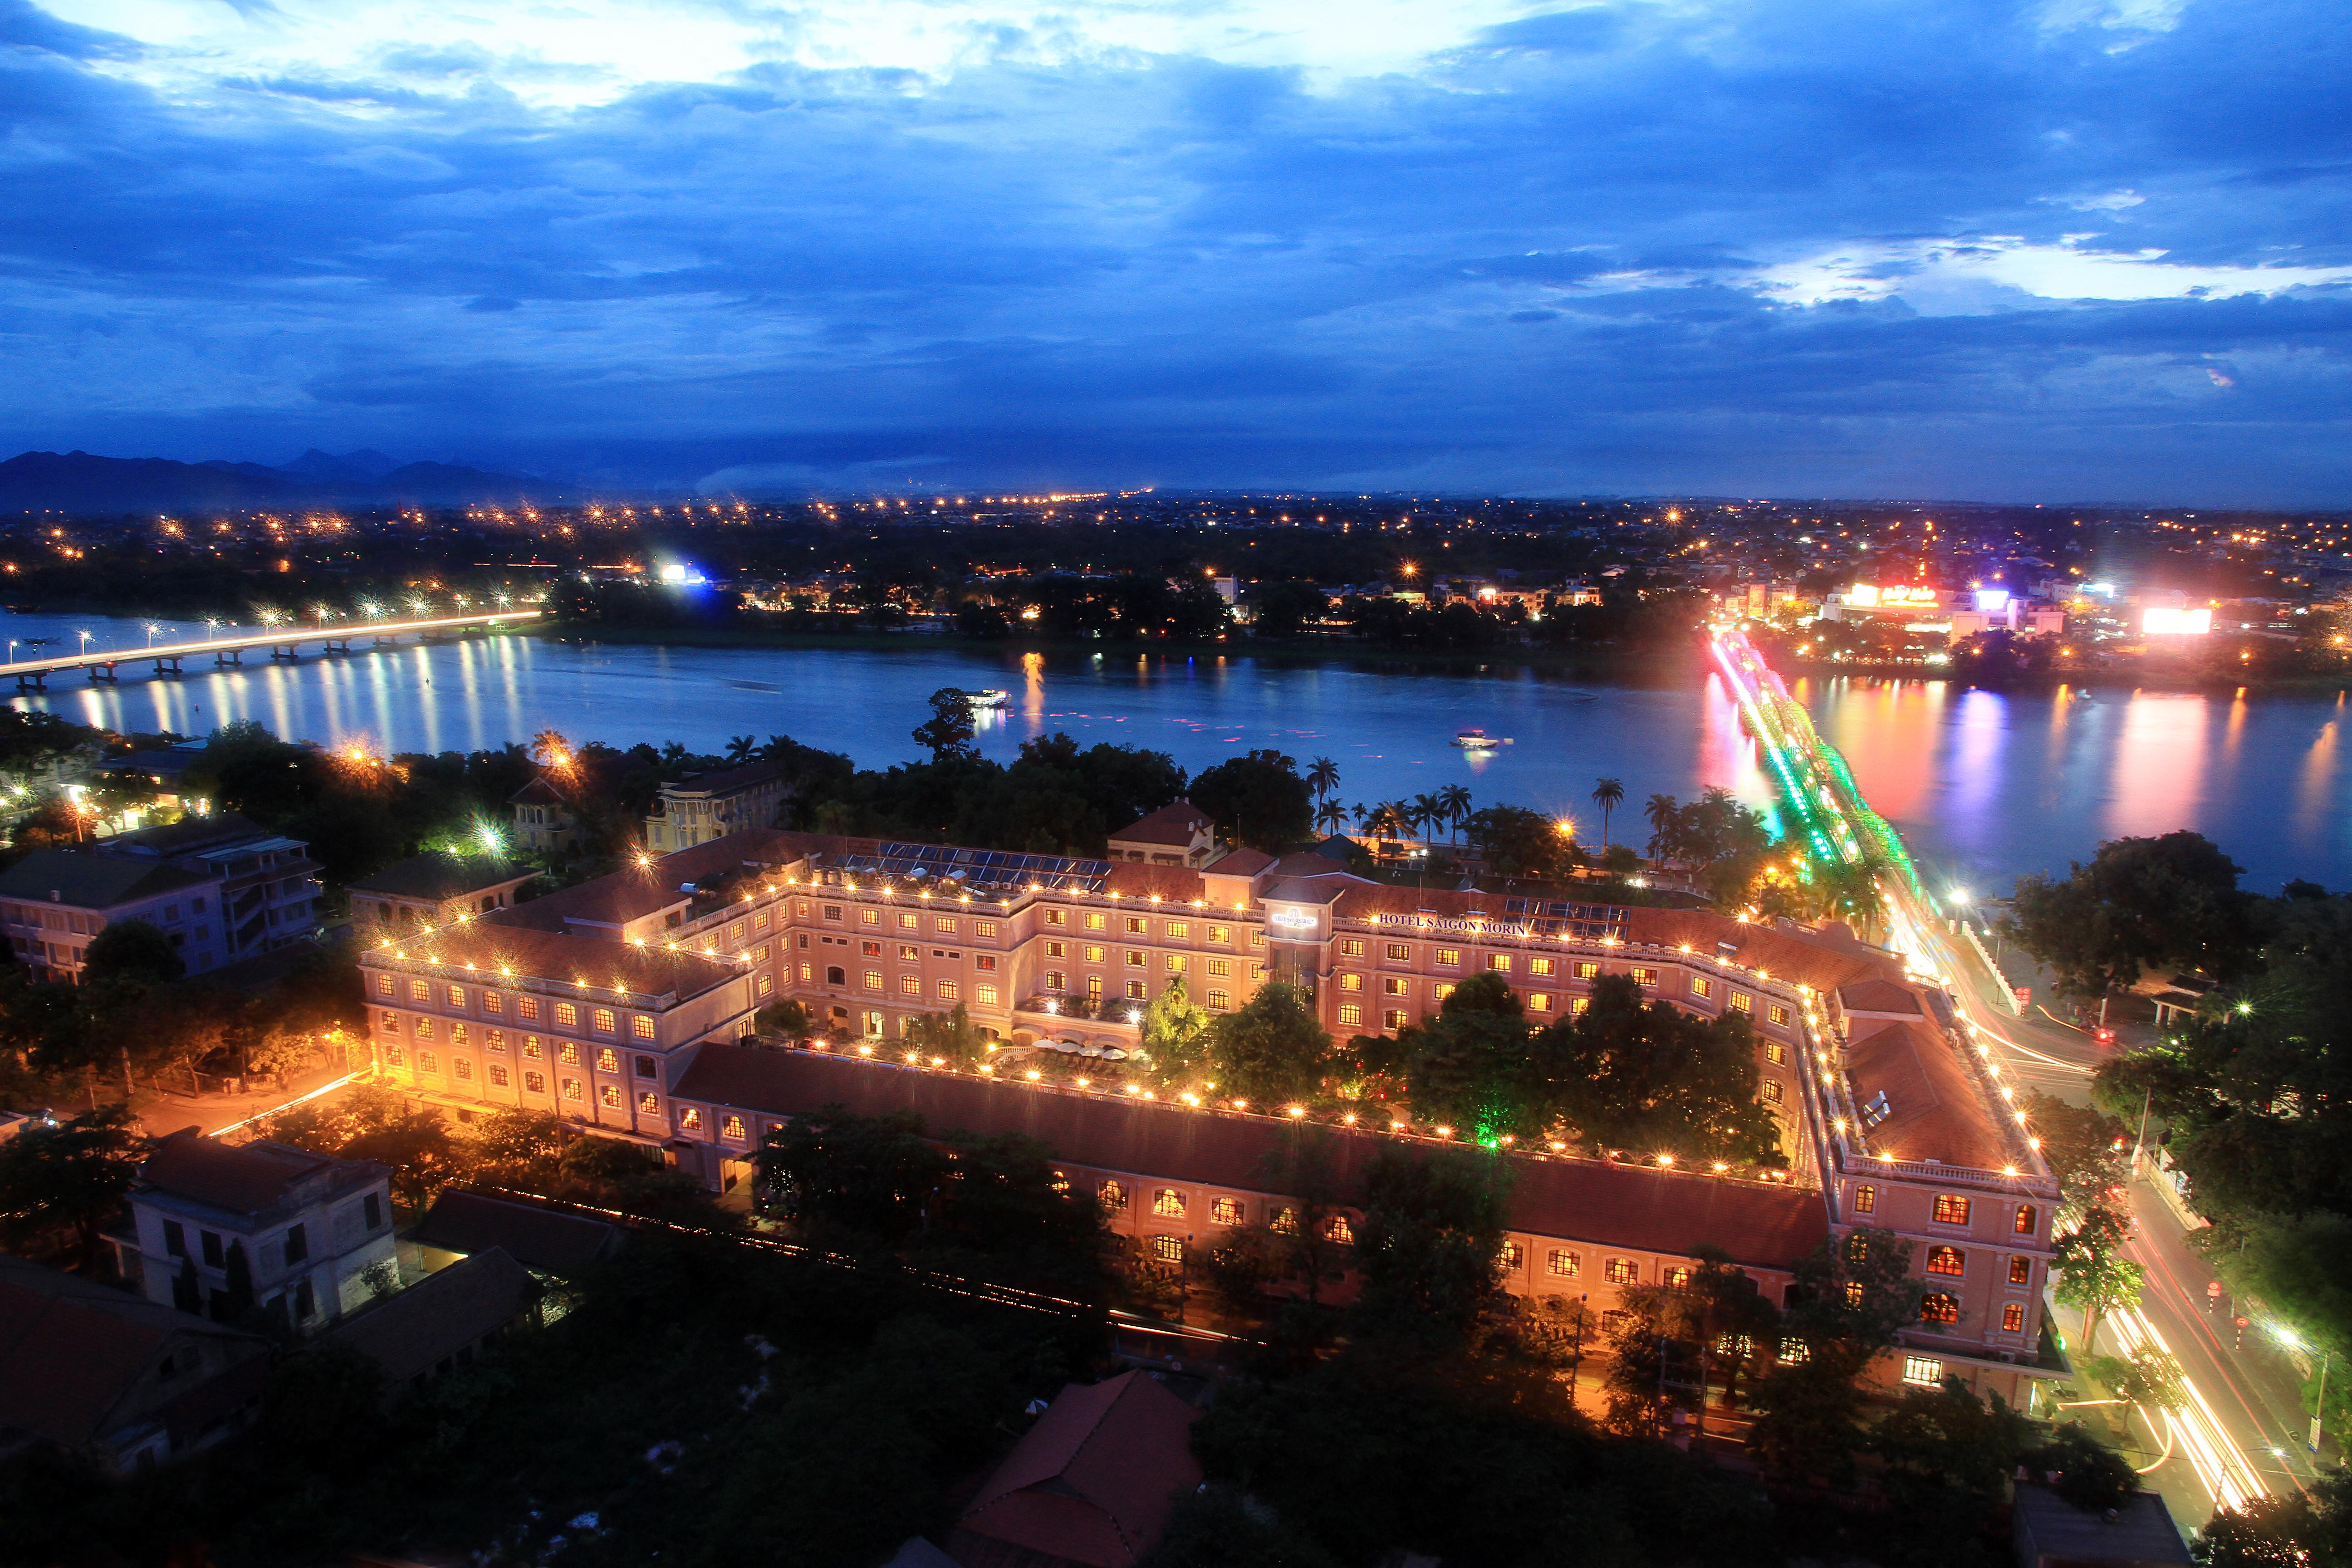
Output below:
[144,623,161,647]
[2271,1324,2335,1455]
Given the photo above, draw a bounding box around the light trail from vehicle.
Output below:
[2107,1303,2269,1512]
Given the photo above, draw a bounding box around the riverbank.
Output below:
[531,620,1706,682]
[1771,653,2352,698]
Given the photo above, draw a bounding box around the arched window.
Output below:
[1926,1246,1966,1277]
[2014,1204,2038,1235]
[1920,1293,1961,1326]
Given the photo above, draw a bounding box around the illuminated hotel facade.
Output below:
[360,818,2062,1407]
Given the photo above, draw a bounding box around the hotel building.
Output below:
[362,813,2061,1408]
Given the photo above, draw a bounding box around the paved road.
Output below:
[2116,1180,2329,1501]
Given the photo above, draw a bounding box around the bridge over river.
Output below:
[0,610,542,690]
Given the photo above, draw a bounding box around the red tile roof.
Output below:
[0,1256,262,1450]
[1108,804,1210,846]
[1845,1019,2015,1172]
[365,921,740,1000]
[953,1371,1201,1568]
[672,1047,1828,1270]
[499,831,803,933]
[1099,864,1206,902]
[138,1133,372,1219]
[1203,847,1275,876]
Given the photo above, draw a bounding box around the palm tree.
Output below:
[1591,777,1625,847]
[1307,757,1341,801]
[1351,801,1373,832]
[725,735,756,764]
[1411,791,1447,854]
[1644,792,1681,862]
[1315,798,1349,837]
[1437,783,1472,844]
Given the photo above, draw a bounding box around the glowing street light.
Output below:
[2270,1323,2335,1455]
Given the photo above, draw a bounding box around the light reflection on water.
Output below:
[5,611,2349,889]
[1803,675,2352,893]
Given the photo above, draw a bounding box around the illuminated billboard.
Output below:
[1847,583,1940,608]
[2142,607,2213,635]
[1973,588,2011,612]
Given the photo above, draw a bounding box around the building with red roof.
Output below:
[128,1131,396,1330]
[0,1255,269,1470]
[948,1371,1202,1568]
[359,802,2061,1408]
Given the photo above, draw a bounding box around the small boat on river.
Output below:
[1452,727,1513,750]
[965,688,1009,708]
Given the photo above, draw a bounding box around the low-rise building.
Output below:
[358,804,2062,1408]
[645,758,792,853]
[0,848,222,980]
[360,923,753,1133]
[408,1188,625,1278]
[103,814,320,962]
[948,1370,1202,1568]
[127,1131,396,1330]
[1104,803,1214,867]
[508,775,579,854]
[348,853,536,940]
[326,1247,540,1402]
[0,1255,269,1470]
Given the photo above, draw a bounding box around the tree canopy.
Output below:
[1203,981,1331,1105]
[1189,749,1313,852]
[2004,830,2258,1000]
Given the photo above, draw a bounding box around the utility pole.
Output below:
[121,1044,135,1107]
[2132,1085,2153,1179]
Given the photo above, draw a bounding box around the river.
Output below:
[5,611,2346,894]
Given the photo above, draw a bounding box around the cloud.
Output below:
[2,0,2350,503]
[1757,236,2352,308]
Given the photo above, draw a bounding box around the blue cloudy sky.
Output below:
[3,0,2348,500]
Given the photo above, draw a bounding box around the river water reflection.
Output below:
[5,611,2346,892]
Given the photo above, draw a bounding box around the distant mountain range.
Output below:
[0,449,577,513]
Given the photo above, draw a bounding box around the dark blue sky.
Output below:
[4,0,2349,500]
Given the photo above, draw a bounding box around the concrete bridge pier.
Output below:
[270,644,299,662]
[16,671,47,691]
[88,661,118,684]
[216,649,241,666]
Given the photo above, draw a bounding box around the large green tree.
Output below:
[1382,972,1539,1142]
[1748,1227,1924,1484]
[1534,974,1784,1166]
[1189,750,1313,852]
[0,1104,145,1267]
[1348,1146,1512,1347]
[2003,830,2259,1001]
[1204,981,1330,1105]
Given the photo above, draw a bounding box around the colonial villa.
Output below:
[507,775,578,855]
[362,812,2062,1410]
[347,852,536,941]
[1105,802,1215,867]
[123,1131,396,1330]
[643,758,793,853]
